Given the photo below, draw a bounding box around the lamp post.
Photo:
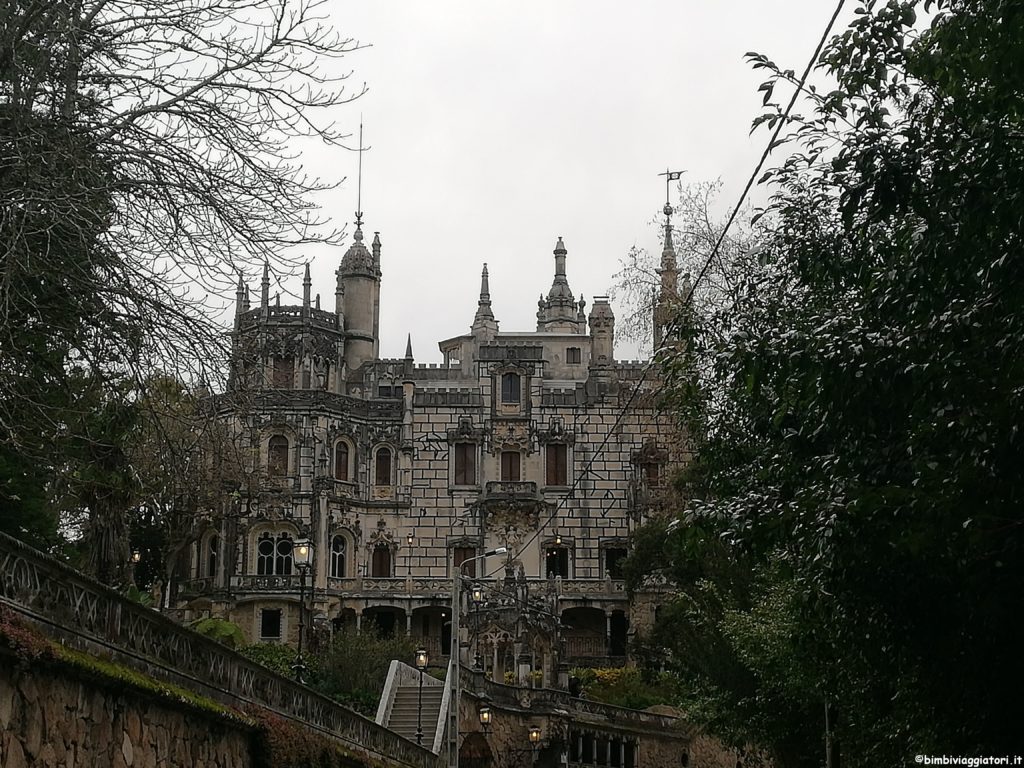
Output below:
[415,646,429,745]
[528,726,542,765]
[470,585,484,670]
[449,546,507,768]
[293,539,313,683]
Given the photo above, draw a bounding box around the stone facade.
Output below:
[178,215,685,674]
[0,653,253,768]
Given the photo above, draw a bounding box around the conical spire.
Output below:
[547,237,573,301]
[405,333,413,359]
[658,202,679,292]
[260,261,270,308]
[537,237,585,333]
[302,262,312,308]
[234,272,246,316]
[471,263,499,336]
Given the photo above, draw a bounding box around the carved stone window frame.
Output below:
[447,418,485,490]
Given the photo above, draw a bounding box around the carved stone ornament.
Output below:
[538,416,575,446]
[366,517,397,551]
[492,420,532,451]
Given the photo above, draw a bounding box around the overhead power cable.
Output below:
[481,0,848,579]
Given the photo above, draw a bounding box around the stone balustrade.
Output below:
[0,531,437,768]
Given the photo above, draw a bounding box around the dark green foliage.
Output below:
[311,623,415,716]
[189,617,247,650]
[631,1,1024,765]
[240,643,301,678]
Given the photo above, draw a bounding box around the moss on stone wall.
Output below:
[0,605,411,768]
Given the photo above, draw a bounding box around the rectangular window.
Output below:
[566,347,581,364]
[501,373,521,404]
[642,461,661,486]
[500,451,521,482]
[260,608,282,640]
[605,547,628,580]
[545,547,569,578]
[453,546,477,577]
[272,357,292,389]
[546,444,568,486]
[454,443,477,485]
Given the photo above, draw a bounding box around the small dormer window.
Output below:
[501,373,521,404]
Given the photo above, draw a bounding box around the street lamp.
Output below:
[293,538,314,684]
[478,705,492,732]
[528,726,542,764]
[449,546,507,768]
[470,585,484,670]
[415,646,429,745]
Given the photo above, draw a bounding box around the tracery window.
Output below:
[330,535,347,578]
[256,531,293,575]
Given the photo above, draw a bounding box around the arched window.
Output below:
[501,372,521,404]
[371,543,392,577]
[256,532,274,575]
[268,435,289,476]
[375,447,392,486]
[334,441,350,481]
[256,531,294,575]
[207,534,219,578]
[330,535,347,578]
[275,533,293,575]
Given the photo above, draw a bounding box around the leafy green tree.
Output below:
[632,0,1024,763]
[313,623,416,715]
[1,0,362,555]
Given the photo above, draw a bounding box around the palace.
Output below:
[178,207,684,679]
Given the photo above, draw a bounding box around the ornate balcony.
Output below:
[229,574,301,591]
[484,480,541,500]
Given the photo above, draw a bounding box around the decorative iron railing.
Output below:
[463,669,680,732]
[0,532,436,768]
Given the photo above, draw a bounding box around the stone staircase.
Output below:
[387,684,444,746]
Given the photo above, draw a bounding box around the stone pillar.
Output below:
[406,610,413,637]
[355,610,362,633]
[517,651,532,688]
[605,611,613,655]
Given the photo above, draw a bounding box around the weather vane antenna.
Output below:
[657,167,685,215]
[355,118,365,227]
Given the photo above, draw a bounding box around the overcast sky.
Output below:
[262,1,852,361]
